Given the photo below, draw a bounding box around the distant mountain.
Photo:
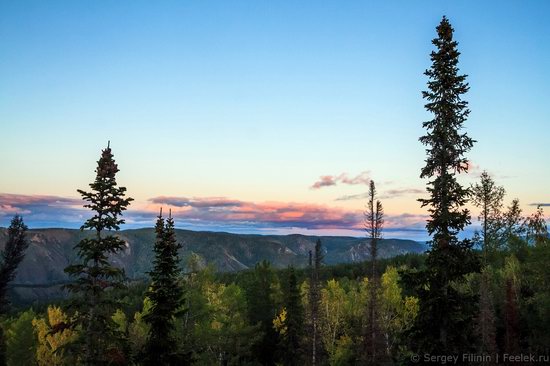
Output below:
[0,228,426,302]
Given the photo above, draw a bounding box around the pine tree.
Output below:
[64,143,133,365]
[144,209,184,365]
[309,240,323,366]
[363,180,386,364]
[471,171,505,263]
[282,266,304,366]
[410,16,480,354]
[0,215,29,366]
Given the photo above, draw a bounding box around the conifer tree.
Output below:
[246,260,278,366]
[64,143,133,365]
[282,266,304,366]
[0,215,29,311]
[144,209,184,365]
[471,171,505,262]
[309,240,323,366]
[0,215,29,366]
[410,16,480,354]
[363,180,386,364]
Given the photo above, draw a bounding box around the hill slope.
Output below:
[0,228,425,302]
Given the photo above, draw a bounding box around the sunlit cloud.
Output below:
[310,171,371,190]
[0,193,431,239]
[147,196,361,230]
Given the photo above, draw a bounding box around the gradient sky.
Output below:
[1,1,549,240]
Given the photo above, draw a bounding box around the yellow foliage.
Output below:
[32,306,77,366]
[272,307,287,335]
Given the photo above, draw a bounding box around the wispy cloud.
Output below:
[379,188,425,199]
[528,203,550,207]
[311,171,371,190]
[336,188,424,201]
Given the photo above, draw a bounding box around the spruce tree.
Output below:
[64,143,133,365]
[0,215,29,311]
[246,260,278,366]
[144,209,184,365]
[0,215,29,366]
[309,240,323,366]
[363,180,386,364]
[410,16,480,355]
[282,266,304,366]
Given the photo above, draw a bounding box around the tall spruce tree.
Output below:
[282,266,304,366]
[144,209,184,365]
[363,180,386,364]
[0,215,29,366]
[64,143,133,365]
[309,239,323,366]
[410,16,480,354]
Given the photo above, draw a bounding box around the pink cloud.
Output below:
[147,196,361,230]
[0,193,430,237]
[311,171,371,190]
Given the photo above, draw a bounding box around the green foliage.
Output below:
[244,260,279,365]
[471,171,506,261]
[363,180,385,365]
[411,16,480,355]
[63,143,133,365]
[180,265,259,365]
[0,215,29,312]
[143,212,185,365]
[5,309,36,366]
[280,267,303,365]
[0,215,29,366]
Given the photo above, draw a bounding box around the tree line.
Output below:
[0,16,549,365]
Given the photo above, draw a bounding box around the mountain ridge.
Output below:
[0,227,426,302]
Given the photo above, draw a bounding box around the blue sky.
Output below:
[1,1,549,240]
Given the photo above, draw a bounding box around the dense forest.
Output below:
[0,16,549,366]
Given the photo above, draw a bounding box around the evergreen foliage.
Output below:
[0,215,29,366]
[64,143,133,365]
[409,16,480,355]
[281,266,304,366]
[245,260,278,366]
[0,215,29,311]
[309,239,323,366]
[363,180,386,364]
[471,171,506,262]
[143,210,185,365]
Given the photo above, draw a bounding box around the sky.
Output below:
[1,1,549,240]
